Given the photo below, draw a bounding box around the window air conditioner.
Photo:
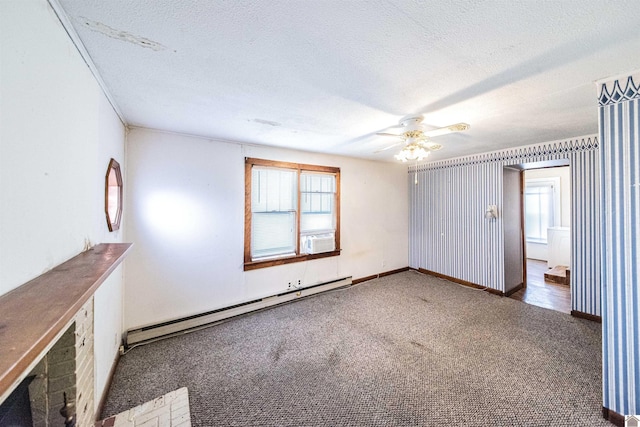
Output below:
[306,235,335,254]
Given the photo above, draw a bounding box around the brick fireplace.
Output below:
[0,298,95,427]
[0,244,132,427]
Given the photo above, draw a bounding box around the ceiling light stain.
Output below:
[79,17,167,51]
[252,118,281,127]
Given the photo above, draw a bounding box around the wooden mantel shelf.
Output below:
[0,243,133,402]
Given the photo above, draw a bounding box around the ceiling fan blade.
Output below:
[374,142,403,153]
[376,132,405,138]
[423,123,470,138]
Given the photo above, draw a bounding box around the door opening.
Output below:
[506,160,571,314]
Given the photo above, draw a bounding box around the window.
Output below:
[524,178,559,243]
[244,158,340,270]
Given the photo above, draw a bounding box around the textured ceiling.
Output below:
[54,0,640,162]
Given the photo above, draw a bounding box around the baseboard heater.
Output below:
[124,276,352,348]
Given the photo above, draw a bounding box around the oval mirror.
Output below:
[105,158,123,232]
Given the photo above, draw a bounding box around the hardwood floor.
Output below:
[509,259,571,314]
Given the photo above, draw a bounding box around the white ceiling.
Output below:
[54,0,640,162]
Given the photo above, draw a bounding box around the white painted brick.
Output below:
[101,388,191,427]
[136,419,159,427]
[171,413,191,425]
[113,415,135,427]
[170,405,189,419]
[75,297,95,427]
[134,406,171,424]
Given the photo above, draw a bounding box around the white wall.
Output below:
[124,128,409,330]
[0,0,125,411]
[524,166,570,260]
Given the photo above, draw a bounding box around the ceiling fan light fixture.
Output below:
[376,115,470,161]
[394,143,430,162]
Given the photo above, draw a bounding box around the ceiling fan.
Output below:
[376,115,470,162]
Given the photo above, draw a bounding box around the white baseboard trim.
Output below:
[124,276,352,347]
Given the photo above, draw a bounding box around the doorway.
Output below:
[505,161,571,314]
[511,259,571,313]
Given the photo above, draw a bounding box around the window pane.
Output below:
[525,194,541,239]
[301,173,335,214]
[539,193,551,240]
[300,173,335,230]
[302,193,333,213]
[251,166,297,260]
[299,172,336,254]
[252,212,296,259]
[301,212,334,232]
[321,193,331,212]
[252,167,296,212]
[524,182,555,242]
[300,172,335,193]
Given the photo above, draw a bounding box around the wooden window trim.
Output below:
[244,157,341,271]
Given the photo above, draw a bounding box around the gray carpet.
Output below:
[103,271,610,426]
